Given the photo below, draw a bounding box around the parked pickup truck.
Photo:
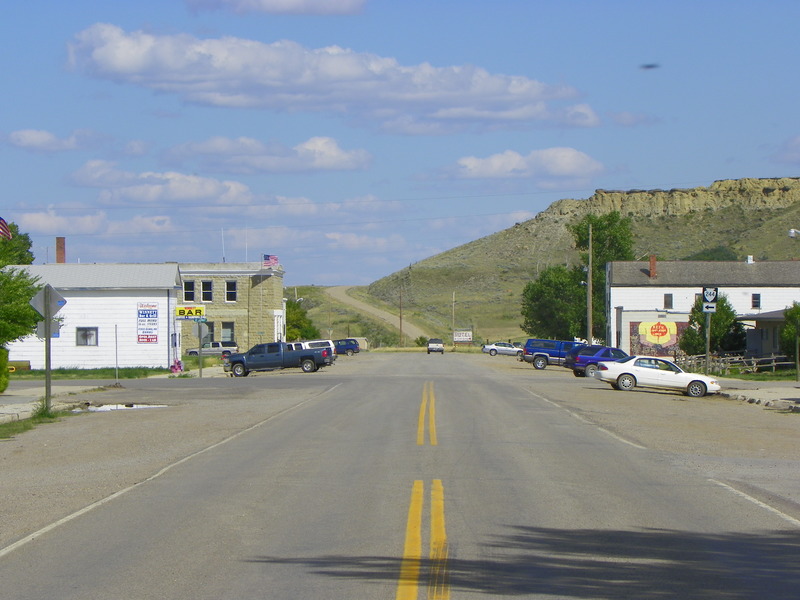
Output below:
[522,338,583,369]
[223,342,333,376]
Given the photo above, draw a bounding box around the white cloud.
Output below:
[68,24,590,133]
[168,135,371,173]
[18,209,107,235]
[7,129,96,152]
[186,0,366,14]
[455,147,604,182]
[70,159,253,205]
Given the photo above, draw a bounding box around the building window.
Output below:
[663,293,673,310]
[201,280,213,302]
[225,280,237,302]
[76,327,98,346]
[222,321,235,342]
[183,281,195,302]
[752,293,761,309]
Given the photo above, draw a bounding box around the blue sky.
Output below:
[2,0,800,286]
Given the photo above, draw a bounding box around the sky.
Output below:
[2,0,800,286]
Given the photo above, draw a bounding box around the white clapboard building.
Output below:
[606,257,800,356]
[7,263,182,369]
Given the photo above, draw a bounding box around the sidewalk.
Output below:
[0,366,229,425]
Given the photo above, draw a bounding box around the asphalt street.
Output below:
[1,353,799,598]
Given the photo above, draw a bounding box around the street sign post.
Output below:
[701,287,718,374]
[29,285,67,411]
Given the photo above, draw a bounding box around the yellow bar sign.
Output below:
[175,305,205,319]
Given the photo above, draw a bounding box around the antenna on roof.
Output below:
[221,228,226,263]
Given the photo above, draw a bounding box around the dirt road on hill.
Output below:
[324,285,431,341]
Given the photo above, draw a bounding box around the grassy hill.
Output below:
[350,178,800,344]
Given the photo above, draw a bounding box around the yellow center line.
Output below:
[396,480,424,600]
[428,479,449,600]
[428,383,438,447]
[396,480,451,600]
[417,385,428,446]
[418,382,438,446]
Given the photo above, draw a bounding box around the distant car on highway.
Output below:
[595,355,720,397]
[481,341,523,357]
[427,338,444,354]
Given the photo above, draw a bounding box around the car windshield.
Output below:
[616,355,636,364]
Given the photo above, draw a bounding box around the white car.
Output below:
[594,355,720,397]
[481,341,523,357]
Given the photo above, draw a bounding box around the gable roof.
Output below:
[607,260,800,287]
[9,263,182,290]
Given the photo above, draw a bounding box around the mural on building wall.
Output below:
[630,321,689,356]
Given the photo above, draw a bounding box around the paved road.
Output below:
[325,285,431,342]
[1,354,799,598]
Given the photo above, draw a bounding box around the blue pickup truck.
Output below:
[223,342,333,377]
[522,339,583,370]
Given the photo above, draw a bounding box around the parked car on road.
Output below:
[186,341,238,356]
[595,355,720,397]
[522,339,583,369]
[563,344,628,377]
[427,338,444,354]
[333,338,360,356]
[481,341,523,357]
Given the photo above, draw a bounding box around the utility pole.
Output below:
[587,222,593,344]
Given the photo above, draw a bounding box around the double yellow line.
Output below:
[397,382,449,599]
[396,480,449,600]
[417,381,438,446]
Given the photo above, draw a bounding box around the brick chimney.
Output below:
[56,237,66,263]
[649,255,657,278]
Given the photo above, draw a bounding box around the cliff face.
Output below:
[541,177,800,222]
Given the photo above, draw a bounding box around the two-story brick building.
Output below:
[178,260,285,352]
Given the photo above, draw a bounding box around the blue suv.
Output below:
[333,338,360,356]
[563,345,628,377]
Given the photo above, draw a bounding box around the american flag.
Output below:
[263,254,279,267]
[0,217,12,241]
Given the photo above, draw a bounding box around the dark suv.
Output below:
[563,345,628,377]
[333,338,360,356]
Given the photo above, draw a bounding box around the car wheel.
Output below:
[584,364,598,378]
[231,363,247,377]
[346,349,354,356]
[188,351,198,356]
[533,356,547,370]
[301,358,317,373]
[686,381,707,397]
[572,369,584,377]
[617,374,636,391]
[489,349,497,356]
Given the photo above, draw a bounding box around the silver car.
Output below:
[481,341,523,357]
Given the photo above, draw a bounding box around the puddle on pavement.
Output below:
[75,404,169,412]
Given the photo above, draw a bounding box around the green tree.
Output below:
[568,212,635,342]
[0,222,41,392]
[285,299,321,341]
[779,302,800,363]
[0,221,35,266]
[678,294,745,355]
[520,265,585,339]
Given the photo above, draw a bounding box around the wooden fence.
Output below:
[675,353,794,375]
